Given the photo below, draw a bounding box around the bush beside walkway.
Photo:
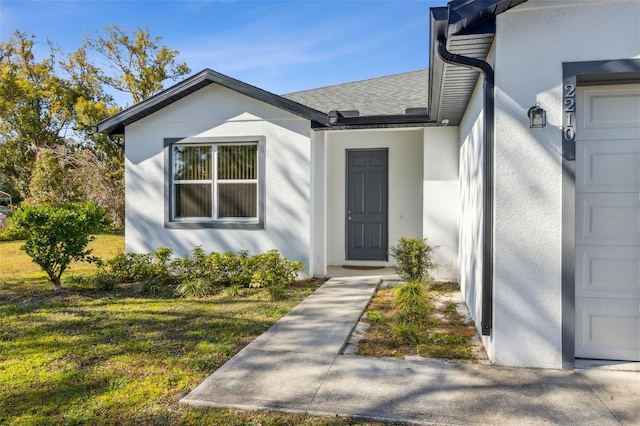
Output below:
[0,235,388,425]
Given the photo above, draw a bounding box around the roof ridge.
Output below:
[282,69,427,96]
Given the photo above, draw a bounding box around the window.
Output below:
[166,137,264,228]
[217,145,257,218]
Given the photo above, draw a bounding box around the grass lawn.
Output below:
[357,281,478,360]
[0,232,125,278]
[0,235,387,425]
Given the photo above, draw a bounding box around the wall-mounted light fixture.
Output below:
[527,103,546,128]
[441,118,449,127]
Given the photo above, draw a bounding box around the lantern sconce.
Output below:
[528,102,546,128]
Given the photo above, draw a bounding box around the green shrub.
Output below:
[0,214,29,241]
[12,202,109,290]
[107,252,152,282]
[223,284,242,297]
[139,276,164,295]
[250,250,303,289]
[151,247,174,282]
[366,308,385,323]
[94,271,118,291]
[62,274,86,285]
[107,247,174,284]
[174,277,213,298]
[171,246,209,283]
[208,250,254,287]
[267,284,286,301]
[392,322,423,345]
[389,237,436,282]
[392,281,435,344]
[171,247,253,289]
[393,281,433,326]
[105,247,304,298]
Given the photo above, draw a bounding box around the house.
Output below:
[97,0,640,369]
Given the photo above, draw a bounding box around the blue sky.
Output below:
[1,0,444,98]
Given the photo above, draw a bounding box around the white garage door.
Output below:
[575,84,640,361]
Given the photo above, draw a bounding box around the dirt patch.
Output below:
[349,280,488,362]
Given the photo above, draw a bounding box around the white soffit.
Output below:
[437,33,494,125]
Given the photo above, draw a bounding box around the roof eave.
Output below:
[95,69,329,136]
[448,0,528,36]
[428,0,528,125]
[328,114,432,126]
[95,70,213,136]
[428,7,450,123]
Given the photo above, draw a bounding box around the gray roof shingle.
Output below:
[282,69,428,116]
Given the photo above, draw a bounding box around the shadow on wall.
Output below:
[124,82,314,167]
[493,88,564,367]
[488,84,564,367]
[458,110,485,333]
[123,114,312,271]
[458,72,566,367]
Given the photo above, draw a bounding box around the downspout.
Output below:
[106,134,125,149]
[91,126,125,149]
[437,37,494,336]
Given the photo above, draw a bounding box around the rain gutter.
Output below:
[437,37,494,336]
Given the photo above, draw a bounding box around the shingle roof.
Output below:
[96,69,431,136]
[282,69,428,116]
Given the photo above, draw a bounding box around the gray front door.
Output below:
[346,149,388,260]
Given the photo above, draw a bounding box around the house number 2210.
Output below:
[563,83,576,141]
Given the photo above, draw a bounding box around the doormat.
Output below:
[342,265,386,270]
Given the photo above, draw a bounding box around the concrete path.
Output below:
[181,276,640,425]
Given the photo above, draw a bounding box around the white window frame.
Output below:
[164,136,265,229]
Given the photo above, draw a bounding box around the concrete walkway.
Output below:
[181,276,640,425]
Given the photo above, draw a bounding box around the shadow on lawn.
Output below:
[0,280,323,425]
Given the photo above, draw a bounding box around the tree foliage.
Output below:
[0,31,79,200]
[28,150,80,206]
[0,25,190,228]
[12,202,110,290]
[27,144,124,227]
[81,25,191,104]
[0,31,116,204]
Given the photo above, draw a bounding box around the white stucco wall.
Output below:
[324,128,424,267]
[423,127,460,280]
[489,0,640,368]
[124,84,312,269]
[458,48,492,361]
[309,131,327,277]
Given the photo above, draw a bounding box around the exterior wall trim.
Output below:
[561,58,640,369]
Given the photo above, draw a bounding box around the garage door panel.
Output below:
[578,86,640,141]
[576,83,640,362]
[577,140,640,191]
[575,298,640,361]
[576,193,640,245]
[576,246,640,298]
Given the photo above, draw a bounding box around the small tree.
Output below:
[12,202,109,290]
[389,237,436,282]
